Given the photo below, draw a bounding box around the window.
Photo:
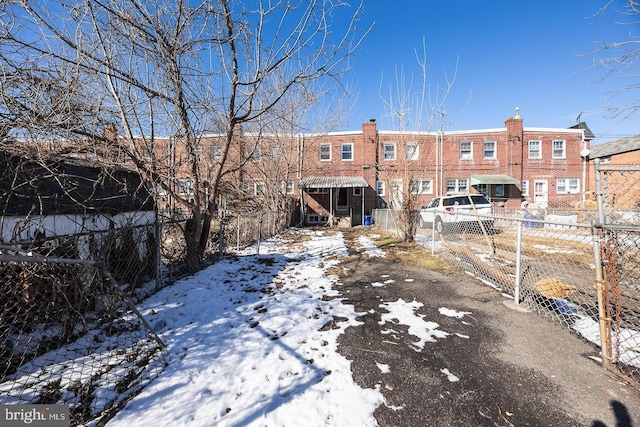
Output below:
[477,184,488,196]
[286,180,295,194]
[178,178,194,195]
[143,146,153,161]
[528,140,541,159]
[307,214,329,224]
[254,181,266,195]
[270,144,283,159]
[495,184,504,197]
[353,187,362,196]
[249,145,261,162]
[191,146,202,161]
[376,181,385,196]
[552,140,566,159]
[383,142,396,160]
[319,143,332,161]
[210,145,222,162]
[86,150,97,161]
[446,178,468,193]
[341,143,353,161]
[521,180,529,196]
[459,141,472,159]
[556,178,579,194]
[483,141,496,159]
[410,179,432,194]
[406,142,419,161]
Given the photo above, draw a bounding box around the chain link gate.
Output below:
[593,161,640,388]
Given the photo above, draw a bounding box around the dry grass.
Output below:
[363,228,459,273]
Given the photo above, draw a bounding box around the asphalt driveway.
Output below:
[334,229,640,427]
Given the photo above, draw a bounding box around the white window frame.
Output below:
[405,142,419,161]
[254,181,266,195]
[552,140,566,159]
[383,142,396,161]
[353,187,362,196]
[446,178,468,193]
[143,146,153,161]
[521,180,529,196]
[319,143,332,161]
[341,143,353,161]
[178,178,194,195]
[483,141,496,159]
[270,144,283,159]
[459,141,472,160]
[191,146,203,161]
[528,140,542,159]
[376,181,385,196]
[210,145,222,162]
[410,179,433,195]
[285,180,295,194]
[556,178,580,194]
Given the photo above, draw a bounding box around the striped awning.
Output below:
[299,176,369,189]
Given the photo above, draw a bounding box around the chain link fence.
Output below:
[0,227,165,426]
[594,162,640,388]
[0,205,291,425]
[158,208,292,285]
[374,184,640,389]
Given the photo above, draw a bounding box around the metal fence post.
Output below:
[514,219,523,305]
[237,214,241,250]
[431,219,436,255]
[155,214,163,291]
[592,159,613,369]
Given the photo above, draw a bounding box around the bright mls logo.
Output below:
[2,405,69,426]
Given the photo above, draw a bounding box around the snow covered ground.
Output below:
[107,229,388,426]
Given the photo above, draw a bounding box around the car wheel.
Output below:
[435,217,445,234]
[419,217,426,228]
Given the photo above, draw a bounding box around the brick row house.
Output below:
[293,109,593,225]
[35,109,594,227]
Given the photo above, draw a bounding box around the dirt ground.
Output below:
[334,228,640,427]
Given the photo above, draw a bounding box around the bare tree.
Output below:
[377,41,460,242]
[1,0,370,271]
[589,0,640,122]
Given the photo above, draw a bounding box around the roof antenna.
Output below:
[576,112,582,123]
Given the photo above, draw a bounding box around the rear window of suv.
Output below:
[470,195,490,204]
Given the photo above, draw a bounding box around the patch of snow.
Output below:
[440,368,460,382]
[378,299,449,351]
[357,235,385,257]
[376,362,390,374]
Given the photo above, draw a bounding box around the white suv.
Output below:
[418,194,494,233]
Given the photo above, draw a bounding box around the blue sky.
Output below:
[340,1,638,143]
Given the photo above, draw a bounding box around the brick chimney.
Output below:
[505,107,523,138]
[362,119,377,166]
